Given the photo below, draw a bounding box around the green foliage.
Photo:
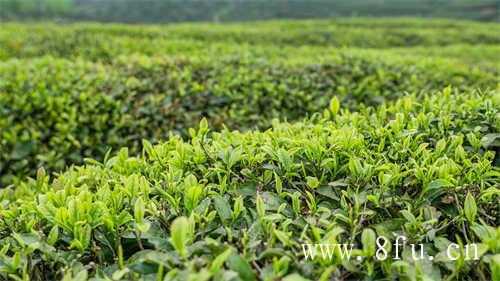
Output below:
[0,89,498,280]
[170,216,190,258]
[0,18,498,280]
[0,51,497,184]
[0,39,498,185]
[1,19,500,61]
[464,193,478,222]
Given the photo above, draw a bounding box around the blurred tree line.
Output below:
[1,0,498,22]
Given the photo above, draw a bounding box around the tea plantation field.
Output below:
[0,18,499,280]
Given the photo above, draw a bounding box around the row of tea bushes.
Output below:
[1,30,500,71]
[1,19,499,54]
[1,54,497,185]
[164,19,500,47]
[0,88,498,280]
[387,44,500,70]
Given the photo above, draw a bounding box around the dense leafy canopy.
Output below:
[1,88,499,280]
[0,18,499,280]
[1,53,497,184]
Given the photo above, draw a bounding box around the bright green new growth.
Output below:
[0,18,499,280]
[1,19,500,185]
[0,52,498,185]
[0,88,498,280]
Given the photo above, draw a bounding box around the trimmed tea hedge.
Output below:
[0,88,498,280]
[1,19,500,55]
[1,18,499,281]
[1,54,497,184]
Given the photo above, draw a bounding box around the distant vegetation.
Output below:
[1,0,499,22]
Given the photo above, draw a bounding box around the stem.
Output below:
[157,264,164,281]
[118,242,124,269]
[135,230,144,250]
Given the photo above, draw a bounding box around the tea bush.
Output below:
[0,18,499,280]
[1,54,497,184]
[1,19,499,56]
[2,20,499,78]
[0,88,498,280]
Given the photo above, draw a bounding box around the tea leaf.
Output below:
[464,193,477,222]
[170,216,189,258]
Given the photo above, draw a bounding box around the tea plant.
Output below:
[1,53,497,185]
[0,18,499,281]
[0,88,498,280]
[1,18,500,61]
